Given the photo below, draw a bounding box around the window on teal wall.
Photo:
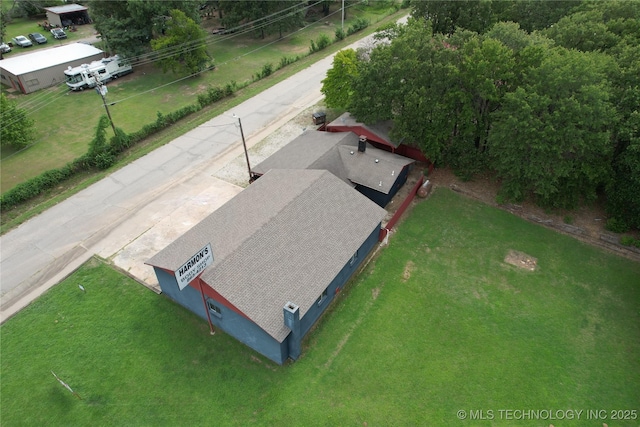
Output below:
[316,288,328,306]
[207,300,222,318]
[349,249,359,266]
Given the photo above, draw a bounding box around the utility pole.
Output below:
[342,0,345,32]
[233,114,255,184]
[93,74,118,137]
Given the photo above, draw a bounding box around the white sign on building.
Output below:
[175,243,213,290]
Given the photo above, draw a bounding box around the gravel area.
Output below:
[213,104,325,187]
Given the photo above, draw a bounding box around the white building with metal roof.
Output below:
[0,43,103,94]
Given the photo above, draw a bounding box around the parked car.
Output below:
[0,42,10,53]
[50,28,67,39]
[28,32,47,44]
[11,35,33,47]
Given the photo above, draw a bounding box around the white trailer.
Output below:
[64,55,132,91]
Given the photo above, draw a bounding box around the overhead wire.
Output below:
[10,0,324,118]
[4,1,363,131]
[127,1,324,68]
[110,1,361,107]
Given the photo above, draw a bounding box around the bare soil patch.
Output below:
[504,250,538,271]
[402,260,415,281]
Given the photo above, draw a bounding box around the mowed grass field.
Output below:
[1,188,639,426]
[0,5,402,193]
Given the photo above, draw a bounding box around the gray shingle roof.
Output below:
[253,130,413,194]
[147,169,387,342]
[338,145,413,194]
[252,131,353,182]
[327,112,398,147]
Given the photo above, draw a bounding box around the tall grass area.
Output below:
[1,188,638,426]
[0,3,403,193]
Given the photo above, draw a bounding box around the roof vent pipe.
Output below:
[358,135,367,153]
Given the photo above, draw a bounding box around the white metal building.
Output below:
[0,43,103,94]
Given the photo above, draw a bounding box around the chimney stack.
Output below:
[283,302,301,360]
[358,135,367,153]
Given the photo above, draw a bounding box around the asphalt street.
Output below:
[0,23,402,322]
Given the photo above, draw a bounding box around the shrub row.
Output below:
[1,83,237,211]
[309,34,331,53]
[0,160,85,210]
[347,17,370,36]
[1,15,379,212]
[196,81,237,109]
[254,63,273,81]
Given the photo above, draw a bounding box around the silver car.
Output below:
[12,35,33,47]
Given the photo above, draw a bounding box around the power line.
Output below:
[6,1,363,129]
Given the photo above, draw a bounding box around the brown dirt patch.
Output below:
[402,260,415,281]
[504,250,538,271]
[371,287,380,299]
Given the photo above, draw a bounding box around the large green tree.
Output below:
[542,0,640,225]
[447,34,515,176]
[218,1,305,39]
[410,0,494,35]
[489,48,615,208]
[349,18,516,176]
[0,93,35,149]
[410,0,582,35]
[321,49,359,111]
[606,41,640,229]
[10,0,61,18]
[349,18,459,164]
[494,0,581,32]
[88,0,202,58]
[339,1,637,224]
[150,9,210,75]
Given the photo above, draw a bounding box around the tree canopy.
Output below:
[88,0,202,58]
[218,1,305,39]
[1,93,35,149]
[323,0,640,228]
[321,49,359,111]
[150,9,210,75]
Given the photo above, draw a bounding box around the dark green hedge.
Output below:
[1,83,237,211]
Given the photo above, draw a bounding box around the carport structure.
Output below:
[44,4,90,27]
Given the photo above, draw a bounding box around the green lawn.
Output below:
[2,188,639,426]
[1,4,402,193]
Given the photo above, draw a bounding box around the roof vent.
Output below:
[358,135,367,152]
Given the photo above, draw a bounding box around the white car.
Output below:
[0,43,10,53]
[11,35,33,47]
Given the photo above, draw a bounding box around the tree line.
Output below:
[322,0,640,231]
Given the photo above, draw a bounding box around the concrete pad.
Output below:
[109,175,242,287]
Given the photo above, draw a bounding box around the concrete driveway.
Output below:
[0,21,405,322]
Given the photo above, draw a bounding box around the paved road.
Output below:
[0,23,401,322]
